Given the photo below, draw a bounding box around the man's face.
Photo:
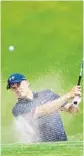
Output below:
[10,80,30,98]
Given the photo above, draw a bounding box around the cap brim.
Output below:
[6,79,25,90]
[6,84,10,89]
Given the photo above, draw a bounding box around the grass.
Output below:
[1,142,83,156]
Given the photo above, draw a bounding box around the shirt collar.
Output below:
[18,92,38,102]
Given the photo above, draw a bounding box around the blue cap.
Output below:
[7,73,27,89]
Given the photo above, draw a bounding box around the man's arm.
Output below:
[34,86,81,118]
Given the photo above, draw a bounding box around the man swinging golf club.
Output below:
[7,73,81,142]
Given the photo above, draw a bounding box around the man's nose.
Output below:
[16,87,20,92]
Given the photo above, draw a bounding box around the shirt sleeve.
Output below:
[43,89,68,111]
[44,89,60,100]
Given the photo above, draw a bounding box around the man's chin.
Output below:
[18,94,26,99]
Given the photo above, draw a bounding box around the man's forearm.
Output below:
[34,93,71,117]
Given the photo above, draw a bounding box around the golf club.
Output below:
[73,60,83,105]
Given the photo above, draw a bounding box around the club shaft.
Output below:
[77,76,81,85]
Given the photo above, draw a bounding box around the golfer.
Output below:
[7,73,81,142]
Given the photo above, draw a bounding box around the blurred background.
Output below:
[1,1,83,144]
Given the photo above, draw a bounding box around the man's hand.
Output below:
[60,85,82,114]
[60,102,79,114]
[68,86,81,99]
[68,105,79,114]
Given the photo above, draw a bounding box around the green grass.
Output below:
[1,142,83,156]
[1,1,83,155]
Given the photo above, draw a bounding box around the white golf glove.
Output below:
[72,96,81,107]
